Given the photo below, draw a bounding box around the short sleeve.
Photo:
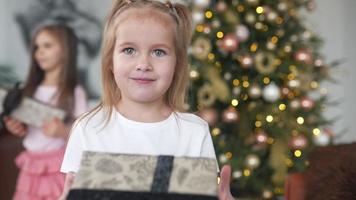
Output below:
[200,123,217,159]
[200,123,220,172]
[73,85,88,118]
[61,121,85,173]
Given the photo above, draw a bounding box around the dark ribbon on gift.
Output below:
[0,82,23,130]
[151,156,174,193]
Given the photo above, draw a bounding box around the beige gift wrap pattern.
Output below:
[68,151,219,200]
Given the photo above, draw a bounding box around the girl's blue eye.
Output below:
[123,48,135,55]
[153,49,166,57]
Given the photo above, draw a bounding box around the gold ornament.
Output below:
[197,84,216,107]
[255,52,278,74]
[269,139,288,187]
[192,37,212,60]
[205,67,230,102]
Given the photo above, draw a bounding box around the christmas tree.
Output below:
[187,0,334,199]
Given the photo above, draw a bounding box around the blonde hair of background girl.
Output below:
[88,0,192,124]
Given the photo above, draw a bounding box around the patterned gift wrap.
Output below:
[68,151,219,200]
[0,87,66,127]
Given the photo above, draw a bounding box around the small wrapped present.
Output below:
[68,151,219,200]
[0,87,66,128]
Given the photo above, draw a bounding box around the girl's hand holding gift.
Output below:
[42,117,68,138]
[219,165,235,200]
[3,116,27,137]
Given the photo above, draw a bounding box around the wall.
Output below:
[306,0,356,143]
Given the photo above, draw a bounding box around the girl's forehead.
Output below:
[115,8,175,29]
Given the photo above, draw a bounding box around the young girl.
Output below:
[60,1,234,199]
[3,25,88,200]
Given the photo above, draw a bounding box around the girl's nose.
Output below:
[135,55,152,71]
[135,64,152,72]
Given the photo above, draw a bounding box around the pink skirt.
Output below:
[13,147,66,200]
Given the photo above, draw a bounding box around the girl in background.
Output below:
[3,25,88,200]
[60,1,234,199]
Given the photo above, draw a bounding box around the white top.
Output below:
[61,108,217,173]
[23,85,88,152]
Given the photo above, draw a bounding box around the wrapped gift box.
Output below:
[68,151,219,200]
[0,87,66,127]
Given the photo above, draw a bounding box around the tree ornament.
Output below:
[219,154,228,163]
[197,84,216,107]
[245,154,260,169]
[289,135,308,150]
[290,99,301,110]
[232,170,243,179]
[215,1,227,12]
[288,79,301,89]
[267,11,278,22]
[237,54,253,69]
[281,87,290,97]
[224,72,232,81]
[192,37,212,60]
[301,30,312,41]
[300,96,314,111]
[194,0,211,9]
[295,49,313,64]
[245,12,257,24]
[307,0,316,12]
[198,107,218,126]
[313,133,330,146]
[233,87,241,96]
[263,82,281,102]
[222,107,239,123]
[255,52,278,74]
[314,58,324,67]
[255,131,268,144]
[221,34,239,52]
[189,69,200,80]
[235,24,250,42]
[192,10,205,23]
[248,84,262,99]
[246,0,260,6]
[262,189,273,199]
[206,67,231,102]
[277,2,288,11]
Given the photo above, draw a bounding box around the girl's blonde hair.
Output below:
[89,0,192,124]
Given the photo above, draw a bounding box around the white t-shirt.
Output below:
[61,108,217,173]
[23,85,88,152]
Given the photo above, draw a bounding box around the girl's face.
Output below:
[34,30,63,72]
[113,11,177,105]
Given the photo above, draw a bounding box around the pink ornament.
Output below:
[255,131,268,143]
[307,0,316,12]
[222,107,239,123]
[221,34,239,52]
[301,96,314,111]
[235,25,250,42]
[295,49,313,64]
[198,108,218,126]
[215,1,227,12]
[289,135,308,150]
[240,55,253,68]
